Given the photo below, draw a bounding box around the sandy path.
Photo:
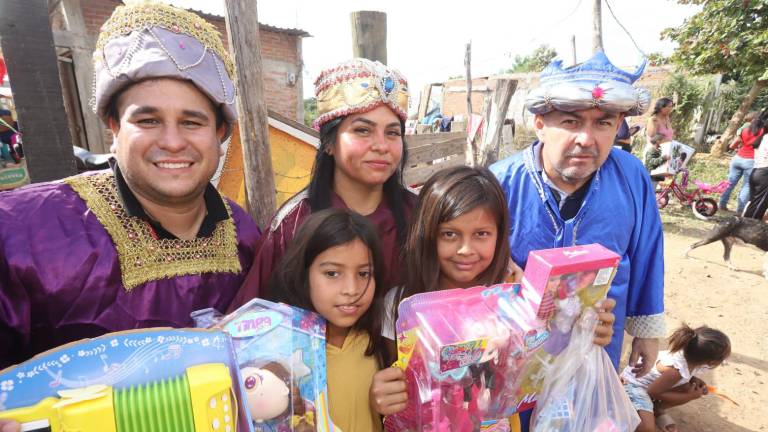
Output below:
[635,229,768,431]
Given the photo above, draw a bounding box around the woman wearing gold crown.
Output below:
[231,58,416,306]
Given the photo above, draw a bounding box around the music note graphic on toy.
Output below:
[48,371,62,389]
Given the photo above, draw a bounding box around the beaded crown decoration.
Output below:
[525,52,650,117]
[92,0,237,124]
[313,58,409,130]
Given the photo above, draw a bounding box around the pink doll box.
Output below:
[386,283,546,431]
[514,244,621,411]
[523,243,620,308]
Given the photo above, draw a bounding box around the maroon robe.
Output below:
[230,189,416,309]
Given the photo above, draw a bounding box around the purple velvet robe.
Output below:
[230,189,416,310]
[0,173,261,369]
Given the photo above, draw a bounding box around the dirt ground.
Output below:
[624,208,768,431]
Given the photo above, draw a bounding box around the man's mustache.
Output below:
[565,148,598,158]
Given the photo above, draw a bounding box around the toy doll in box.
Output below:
[385,283,547,431]
[517,244,620,397]
[193,298,335,432]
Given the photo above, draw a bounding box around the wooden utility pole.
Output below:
[465,42,472,117]
[417,83,432,122]
[350,11,387,64]
[477,79,516,167]
[571,35,577,65]
[0,0,76,182]
[592,0,604,54]
[224,0,276,229]
[464,41,475,166]
[60,0,107,154]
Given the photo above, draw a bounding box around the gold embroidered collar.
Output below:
[66,172,241,291]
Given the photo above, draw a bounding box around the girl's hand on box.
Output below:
[0,420,20,432]
[593,298,616,346]
[370,366,408,415]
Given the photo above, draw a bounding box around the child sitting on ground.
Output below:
[620,324,731,432]
[645,133,671,189]
[644,133,670,172]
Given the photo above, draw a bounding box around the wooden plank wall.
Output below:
[404,131,467,186]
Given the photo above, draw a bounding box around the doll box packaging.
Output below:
[523,243,621,318]
[386,283,547,431]
[0,328,249,432]
[196,298,336,432]
[515,244,621,407]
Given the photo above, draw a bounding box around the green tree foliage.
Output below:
[660,73,705,142]
[303,97,317,128]
[662,0,768,154]
[719,79,768,119]
[662,0,768,80]
[507,45,558,73]
[646,52,670,67]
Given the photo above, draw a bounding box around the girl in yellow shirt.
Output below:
[268,208,387,431]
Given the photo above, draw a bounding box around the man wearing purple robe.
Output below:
[0,2,260,370]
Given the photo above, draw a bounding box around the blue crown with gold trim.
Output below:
[526,52,650,117]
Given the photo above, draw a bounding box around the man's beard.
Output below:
[554,147,599,184]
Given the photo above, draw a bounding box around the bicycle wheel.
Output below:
[692,198,718,220]
[656,191,669,209]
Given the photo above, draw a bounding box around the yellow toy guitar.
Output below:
[0,363,236,432]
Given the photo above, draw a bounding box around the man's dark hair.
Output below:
[106,79,224,130]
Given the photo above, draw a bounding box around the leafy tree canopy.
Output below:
[303,97,317,128]
[507,45,558,73]
[647,52,670,67]
[662,0,768,81]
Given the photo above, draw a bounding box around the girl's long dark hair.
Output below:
[308,115,410,244]
[398,166,510,307]
[652,97,674,116]
[668,324,731,366]
[267,208,386,366]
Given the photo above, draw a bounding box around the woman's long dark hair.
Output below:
[307,114,410,244]
[749,109,768,136]
[652,97,674,116]
[397,166,510,308]
[267,208,386,366]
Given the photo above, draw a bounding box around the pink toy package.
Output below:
[385,244,622,431]
[384,283,548,431]
[516,244,621,407]
[522,244,620,357]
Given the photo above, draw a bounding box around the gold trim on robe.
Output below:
[66,172,241,291]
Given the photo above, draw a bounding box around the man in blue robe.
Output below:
[491,52,665,372]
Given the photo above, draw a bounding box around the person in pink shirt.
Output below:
[645,97,675,146]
